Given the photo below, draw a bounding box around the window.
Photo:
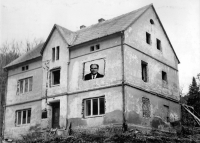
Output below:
[41,109,48,119]
[18,77,33,94]
[84,96,105,117]
[22,65,29,71]
[90,44,100,52]
[157,39,161,51]
[142,97,150,118]
[162,71,167,82]
[146,32,151,45]
[52,46,60,61]
[150,19,154,24]
[163,105,169,122]
[16,109,31,125]
[141,61,148,82]
[51,68,60,86]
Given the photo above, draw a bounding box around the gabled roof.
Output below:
[6,3,180,69]
[4,43,44,69]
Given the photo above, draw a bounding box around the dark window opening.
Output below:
[84,96,105,117]
[26,65,29,70]
[56,46,59,60]
[52,48,55,61]
[141,61,148,82]
[146,32,151,45]
[157,39,161,50]
[162,71,167,82]
[142,97,150,118]
[90,46,95,51]
[52,69,60,85]
[150,19,154,24]
[22,67,25,71]
[96,44,100,50]
[41,109,48,119]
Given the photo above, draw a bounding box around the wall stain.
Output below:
[103,110,123,124]
[126,111,142,124]
[151,116,170,129]
[68,118,87,127]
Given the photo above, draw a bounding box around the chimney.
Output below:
[98,18,105,23]
[80,25,86,29]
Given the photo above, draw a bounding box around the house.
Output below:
[3,4,180,139]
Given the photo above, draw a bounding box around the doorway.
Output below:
[51,102,60,128]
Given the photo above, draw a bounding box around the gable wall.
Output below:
[124,7,178,69]
[42,29,69,97]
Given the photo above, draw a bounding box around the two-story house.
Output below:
[3,4,180,139]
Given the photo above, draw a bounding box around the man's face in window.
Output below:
[90,64,98,75]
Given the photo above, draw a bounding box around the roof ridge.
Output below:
[75,4,152,33]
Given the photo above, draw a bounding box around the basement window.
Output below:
[22,65,29,71]
[51,68,60,86]
[141,61,148,82]
[157,39,161,51]
[142,97,150,118]
[84,96,105,117]
[16,109,31,125]
[146,32,151,45]
[17,77,33,94]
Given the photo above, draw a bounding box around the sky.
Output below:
[1,0,200,94]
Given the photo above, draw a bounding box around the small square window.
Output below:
[96,44,100,50]
[51,69,60,85]
[141,61,148,82]
[157,39,161,50]
[84,96,105,117]
[146,32,151,45]
[90,46,95,51]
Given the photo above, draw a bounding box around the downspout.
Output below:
[121,31,127,131]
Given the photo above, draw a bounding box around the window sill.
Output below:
[51,84,60,87]
[84,114,104,119]
[16,123,30,127]
[18,91,32,95]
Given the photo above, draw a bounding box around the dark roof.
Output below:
[4,43,44,68]
[5,3,180,68]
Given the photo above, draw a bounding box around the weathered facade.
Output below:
[3,4,180,139]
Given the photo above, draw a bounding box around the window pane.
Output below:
[52,48,55,61]
[27,110,31,123]
[86,100,91,116]
[17,111,21,125]
[25,78,28,92]
[100,98,105,114]
[20,80,23,93]
[56,46,59,60]
[22,110,27,124]
[93,99,98,115]
[29,77,32,91]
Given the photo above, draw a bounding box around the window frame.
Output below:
[51,68,61,86]
[16,108,31,126]
[18,77,33,94]
[83,96,105,118]
[142,97,151,118]
[146,32,151,45]
[141,61,148,82]
[156,38,162,51]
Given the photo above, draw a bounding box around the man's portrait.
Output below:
[84,59,105,81]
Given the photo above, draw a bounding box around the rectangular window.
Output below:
[18,77,33,94]
[52,48,55,61]
[142,97,150,118]
[16,109,31,125]
[96,44,100,50]
[141,61,148,82]
[51,68,60,85]
[84,96,105,117]
[162,71,167,82]
[146,32,151,45]
[56,46,59,60]
[90,46,95,51]
[157,39,161,50]
[163,105,169,122]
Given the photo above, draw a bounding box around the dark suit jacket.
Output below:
[84,73,104,80]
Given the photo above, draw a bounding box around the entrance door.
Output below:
[52,102,60,128]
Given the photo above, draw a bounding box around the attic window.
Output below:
[90,46,95,51]
[157,39,161,51]
[146,32,151,45]
[90,44,100,52]
[22,65,29,71]
[150,19,154,24]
